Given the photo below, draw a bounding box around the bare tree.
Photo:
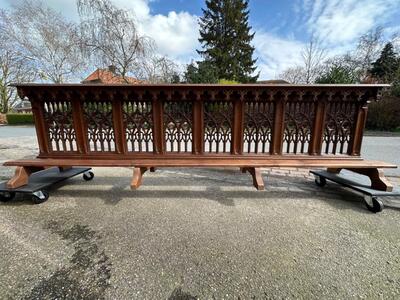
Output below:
[354,27,384,80]
[77,0,153,81]
[1,0,85,83]
[0,9,36,113]
[138,55,180,83]
[301,36,326,83]
[278,36,325,84]
[279,66,306,84]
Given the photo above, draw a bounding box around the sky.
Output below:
[2,0,400,79]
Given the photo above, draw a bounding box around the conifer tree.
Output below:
[370,42,399,82]
[197,0,258,83]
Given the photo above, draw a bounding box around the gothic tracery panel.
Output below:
[123,101,153,152]
[164,101,193,153]
[283,100,315,154]
[84,101,116,152]
[323,101,358,155]
[204,101,233,153]
[43,100,77,152]
[243,101,274,154]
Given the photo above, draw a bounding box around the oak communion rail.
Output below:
[5,83,396,191]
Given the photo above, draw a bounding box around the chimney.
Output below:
[108,65,116,74]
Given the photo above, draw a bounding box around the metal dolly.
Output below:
[0,167,94,204]
[311,170,400,213]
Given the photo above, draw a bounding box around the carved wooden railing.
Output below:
[8,83,395,191]
[14,84,387,158]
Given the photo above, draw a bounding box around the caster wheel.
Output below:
[315,176,327,187]
[83,171,94,181]
[32,190,49,204]
[365,197,384,213]
[0,191,16,202]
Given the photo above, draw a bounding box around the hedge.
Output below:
[6,113,34,125]
[366,96,400,131]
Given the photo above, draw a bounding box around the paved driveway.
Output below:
[1,126,400,299]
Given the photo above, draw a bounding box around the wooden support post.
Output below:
[349,104,368,156]
[112,100,127,154]
[6,166,44,189]
[327,168,342,174]
[347,168,393,192]
[152,97,164,154]
[31,100,50,155]
[232,99,244,155]
[72,99,89,154]
[242,167,265,190]
[131,167,149,190]
[193,100,204,154]
[271,93,285,155]
[309,97,326,155]
[58,166,72,172]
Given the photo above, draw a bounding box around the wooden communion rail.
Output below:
[5,83,397,191]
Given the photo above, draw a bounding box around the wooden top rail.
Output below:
[13,83,389,160]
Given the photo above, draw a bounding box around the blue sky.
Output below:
[2,0,400,79]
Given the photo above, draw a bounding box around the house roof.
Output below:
[82,68,144,84]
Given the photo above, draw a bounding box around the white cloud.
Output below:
[254,31,305,80]
[305,0,399,45]
[112,0,200,64]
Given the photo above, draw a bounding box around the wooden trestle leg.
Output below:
[6,166,45,189]
[327,167,393,192]
[242,167,265,190]
[131,167,149,190]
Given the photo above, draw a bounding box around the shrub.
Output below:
[6,113,34,125]
[218,79,240,84]
[366,96,400,131]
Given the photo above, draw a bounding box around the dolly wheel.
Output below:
[365,197,384,213]
[0,191,16,202]
[83,171,94,181]
[315,176,327,187]
[32,190,49,205]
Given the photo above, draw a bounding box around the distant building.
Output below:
[13,100,32,113]
[82,66,144,84]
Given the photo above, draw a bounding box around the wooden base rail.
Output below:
[4,158,396,191]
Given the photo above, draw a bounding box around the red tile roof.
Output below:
[82,68,144,84]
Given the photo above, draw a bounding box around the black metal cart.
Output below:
[311,170,400,213]
[0,167,94,204]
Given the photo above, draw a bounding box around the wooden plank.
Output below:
[4,158,397,169]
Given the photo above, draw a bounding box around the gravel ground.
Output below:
[1,127,400,299]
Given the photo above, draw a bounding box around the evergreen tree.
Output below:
[370,42,399,82]
[184,61,218,83]
[197,0,258,83]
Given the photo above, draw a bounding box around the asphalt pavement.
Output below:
[1,125,400,299]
